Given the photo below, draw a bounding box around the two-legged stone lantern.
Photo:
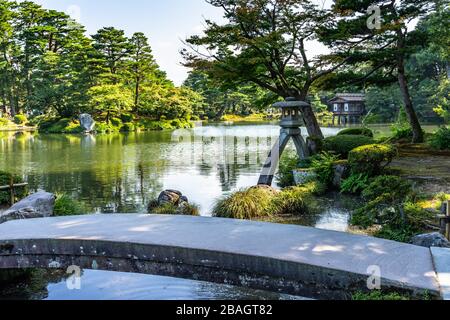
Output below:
[258,97,310,186]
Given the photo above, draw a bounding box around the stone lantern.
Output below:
[258,97,310,186]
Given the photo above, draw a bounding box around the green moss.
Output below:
[323,135,374,158]
[337,128,374,138]
[352,291,411,301]
[348,144,397,176]
[53,194,87,216]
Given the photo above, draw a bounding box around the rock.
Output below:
[157,190,183,206]
[411,233,450,248]
[332,163,350,189]
[79,114,96,132]
[0,191,55,224]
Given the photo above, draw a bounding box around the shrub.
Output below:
[429,127,450,150]
[0,118,9,127]
[311,152,340,186]
[349,176,433,243]
[348,144,397,176]
[0,171,27,204]
[362,176,411,203]
[53,194,87,216]
[323,135,374,158]
[213,187,274,219]
[151,203,199,216]
[110,117,122,127]
[271,187,311,215]
[121,122,135,132]
[276,152,300,187]
[13,114,27,125]
[95,122,120,133]
[341,173,371,194]
[120,113,134,123]
[337,128,374,138]
[391,124,425,141]
[39,118,83,134]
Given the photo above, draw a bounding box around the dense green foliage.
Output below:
[350,175,433,242]
[213,182,325,220]
[310,152,340,186]
[213,187,276,219]
[348,144,398,176]
[0,1,202,128]
[323,135,374,158]
[53,194,87,216]
[337,128,374,138]
[276,152,301,188]
[429,126,450,150]
[341,174,371,195]
[13,114,27,125]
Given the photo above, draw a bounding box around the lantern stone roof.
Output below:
[273,98,310,109]
[328,93,365,103]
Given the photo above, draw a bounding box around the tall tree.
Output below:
[92,27,132,84]
[182,0,355,142]
[127,32,167,111]
[320,0,440,142]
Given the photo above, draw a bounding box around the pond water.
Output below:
[0,269,306,301]
[0,123,356,300]
[0,123,342,216]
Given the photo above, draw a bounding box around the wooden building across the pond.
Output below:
[329,93,366,126]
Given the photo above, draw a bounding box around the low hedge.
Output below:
[348,144,398,176]
[323,135,374,158]
[337,128,374,138]
[13,114,27,125]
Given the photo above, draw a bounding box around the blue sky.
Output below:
[30,0,225,85]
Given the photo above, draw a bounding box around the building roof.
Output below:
[329,93,366,103]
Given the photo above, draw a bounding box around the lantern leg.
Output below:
[258,130,291,186]
[292,134,309,159]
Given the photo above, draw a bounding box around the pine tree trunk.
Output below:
[397,32,424,143]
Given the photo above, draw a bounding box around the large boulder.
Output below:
[411,233,450,248]
[0,191,55,224]
[79,114,96,133]
[157,190,184,206]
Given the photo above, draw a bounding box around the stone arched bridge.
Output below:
[0,214,448,300]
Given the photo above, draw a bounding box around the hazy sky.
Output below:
[30,0,332,85]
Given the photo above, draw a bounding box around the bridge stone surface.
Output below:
[0,214,443,299]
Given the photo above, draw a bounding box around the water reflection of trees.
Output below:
[0,127,280,214]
